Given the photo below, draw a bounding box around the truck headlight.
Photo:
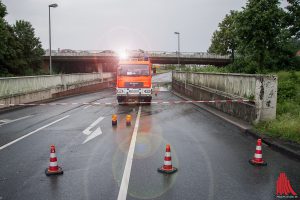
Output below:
[144,90,151,93]
[117,89,123,93]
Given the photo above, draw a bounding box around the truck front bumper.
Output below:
[116,88,152,97]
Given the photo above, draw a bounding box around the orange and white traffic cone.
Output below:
[158,144,177,174]
[45,145,63,176]
[249,139,267,166]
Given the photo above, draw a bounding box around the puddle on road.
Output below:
[141,109,165,116]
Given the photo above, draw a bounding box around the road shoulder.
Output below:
[171,90,300,161]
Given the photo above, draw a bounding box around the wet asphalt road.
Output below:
[0,72,299,200]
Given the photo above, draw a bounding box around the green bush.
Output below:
[181,65,231,73]
[277,101,300,116]
[277,71,298,102]
[277,80,297,102]
[290,56,300,70]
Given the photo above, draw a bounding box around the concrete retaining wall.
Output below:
[0,73,115,108]
[172,71,277,123]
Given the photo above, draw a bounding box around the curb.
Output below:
[171,89,300,161]
[245,129,300,161]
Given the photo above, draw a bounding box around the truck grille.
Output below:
[125,82,144,88]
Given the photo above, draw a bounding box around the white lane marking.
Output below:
[117,106,142,200]
[0,115,70,151]
[0,115,34,127]
[83,116,104,135]
[82,116,104,144]
[83,127,102,144]
[83,105,91,109]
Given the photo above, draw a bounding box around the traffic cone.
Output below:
[126,114,131,126]
[45,145,63,176]
[249,139,267,166]
[112,114,117,126]
[158,144,177,174]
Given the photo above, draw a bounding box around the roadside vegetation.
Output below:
[155,68,171,74]
[207,0,300,73]
[256,71,300,143]
[0,1,44,77]
[190,0,300,143]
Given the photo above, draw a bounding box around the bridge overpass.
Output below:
[43,50,231,73]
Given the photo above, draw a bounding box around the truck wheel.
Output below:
[117,97,125,105]
[143,97,152,105]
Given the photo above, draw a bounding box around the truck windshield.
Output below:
[119,65,150,76]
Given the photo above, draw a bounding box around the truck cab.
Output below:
[116,59,152,104]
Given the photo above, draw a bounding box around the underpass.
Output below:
[0,73,299,200]
[42,51,231,74]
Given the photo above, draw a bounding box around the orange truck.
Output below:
[116,59,152,104]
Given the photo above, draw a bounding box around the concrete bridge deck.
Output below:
[43,51,231,67]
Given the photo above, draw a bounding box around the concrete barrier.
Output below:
[172,71,277,123]
[0,73,115,108]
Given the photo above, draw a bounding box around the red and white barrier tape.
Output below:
[0,99,253,107]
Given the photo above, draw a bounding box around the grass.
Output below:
[180,66,300,143]
[187,65,231,73]
[256,71,300,143]
[155,68,171,74]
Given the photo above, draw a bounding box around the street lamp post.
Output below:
[49,3,58,75]
[174,32,180,68]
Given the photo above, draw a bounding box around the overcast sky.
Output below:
[2,0,249,52]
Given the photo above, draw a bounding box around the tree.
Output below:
[0,0,6,18]
[0,0,15,76]
[235,0,289,72]
[0,0,8,65]
[0,1,44,76]
[13,20,44,75]
[285,0,300,39]
[208,10,239,61]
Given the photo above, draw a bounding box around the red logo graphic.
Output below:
[276,172,298,199]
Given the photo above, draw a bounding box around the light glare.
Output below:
[118,50,128,60]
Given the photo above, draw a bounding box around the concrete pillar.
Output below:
[97,63,103,73]
[254,75,277,123]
